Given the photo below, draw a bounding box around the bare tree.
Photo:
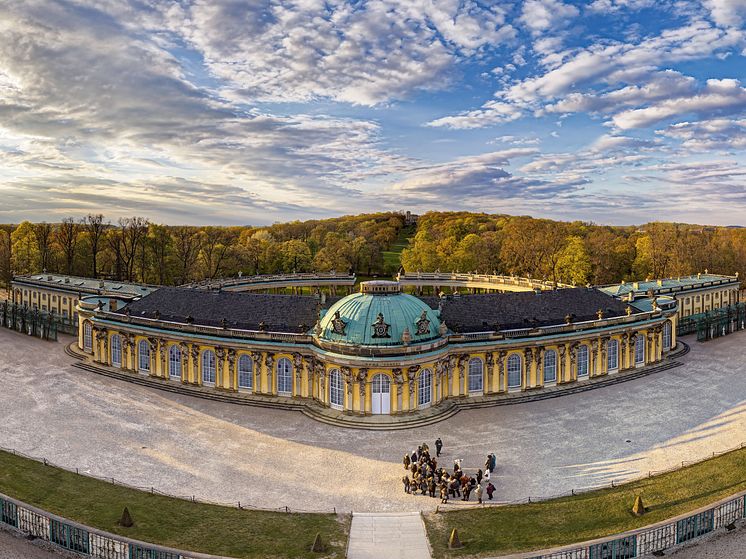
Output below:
[172,226,202,284]
[119,217,149,282]
[32,222,54,272]
[84,214,107,278]
[56,217,80,275]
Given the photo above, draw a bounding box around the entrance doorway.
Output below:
[371,374,390,415]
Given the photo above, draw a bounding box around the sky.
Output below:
[1,1,746,226]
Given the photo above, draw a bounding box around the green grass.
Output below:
[383,225,416,271]
[0,450,349,558]
[425,446,746,558]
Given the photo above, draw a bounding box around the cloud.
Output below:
[520,0,579,36]
[657,118,746,151]
[612,78,746,129]
[178,0,515,106]
[705,0,746,27]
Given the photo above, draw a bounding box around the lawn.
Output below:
[0,450,349,558]
[383,224,415,272]
[425,446,746,558]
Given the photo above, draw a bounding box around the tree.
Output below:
[556,236,592,285]
[119,217,149,282]
[171,226,202,284]
[56,217,80,275]
[11,221,39,274]
[147,224,172,285]
[33,222,54,272]
[83,214,107,278]
[281,239,312,272]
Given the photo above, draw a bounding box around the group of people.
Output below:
[401,438,497,505]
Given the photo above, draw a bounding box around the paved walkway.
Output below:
[0,328,746,513]
[347,512,430,559]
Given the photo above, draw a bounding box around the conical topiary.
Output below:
[311,532,327,552]
[118,507,134,527]
[632,495,645,516]
[448,528,463,549]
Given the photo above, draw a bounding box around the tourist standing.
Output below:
[435,437,443,457]
[486,482,495,500]
[476,483,483,504]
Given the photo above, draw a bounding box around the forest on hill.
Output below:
[0,211,744,289]
[0,213,407,287]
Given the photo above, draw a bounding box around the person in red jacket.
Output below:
[486,482,496,500]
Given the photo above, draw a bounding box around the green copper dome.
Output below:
[317,281,442,347]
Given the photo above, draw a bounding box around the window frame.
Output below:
[329,368,344,409]
[276,357,293,395]
[418,369,432,407]
[238,354,253,390]
[202,350,216,386]
[543,349,557,383]
[507,354,522,389]
[468,358,484,393]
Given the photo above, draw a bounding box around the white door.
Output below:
[371,374,390,415]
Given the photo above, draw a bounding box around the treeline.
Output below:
[0,213,407,287]
[400,212,746,285]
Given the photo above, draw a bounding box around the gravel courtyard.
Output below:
[0,328,745,514]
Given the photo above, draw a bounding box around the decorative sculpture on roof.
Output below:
[331,311,347,335]
[415,310,430,336]
[371,312,391,338]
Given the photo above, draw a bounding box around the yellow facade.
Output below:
[77,303,677,417]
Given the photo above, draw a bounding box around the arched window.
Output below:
[329,369,343,409]
[577,345,589,377]
[168,345,181,379]
[468,358,483,393]
[277,357,292,395]
[202,350,216,385]
[543,350,557,383]
[418,369,432,407]
[662,321,672,350]
[110,334,122,367]
[238,355,253,390]
[83,322,92,351]
[138,340,150,372]
[607,339,619,371]
[507,354,521,388]
[635,334,645,365]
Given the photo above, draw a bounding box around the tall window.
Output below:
[607,339,619,371]
[663,321,672,350]
[83,322,92,351]
[168,345,181,379]
[468,358,483,393]
[577,345,589,377]
[238,355,253,390]
[202,350,216,385]
[329,369,343,409]
[418,369,432,407]
[277,357,292,395]
[635,334,645,365]
[138,340,150,372]
[543,350,557,383]
[110,335,122,367]
[507,354,521,388]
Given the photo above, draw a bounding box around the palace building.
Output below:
[11,274,157,324]
[76,280,677,418]
[599,272,739,320]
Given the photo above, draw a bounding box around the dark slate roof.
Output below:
[423,288,634,333]
[115,287,323,333]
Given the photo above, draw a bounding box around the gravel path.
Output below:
[0,328,745,514]
[0,528,75,559]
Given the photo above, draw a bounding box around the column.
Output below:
[534,347,543,387]
[179,342,189,382]
[293,353,303,398]
[497,350,507,392]
[557,345,567,383]
[357,368,368,415]
[227,349,237,390]
[252,352,263,394]
[523,348,533,389]
[393,369,404,412]
[264,352,274,395]
[215,346,226,387]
